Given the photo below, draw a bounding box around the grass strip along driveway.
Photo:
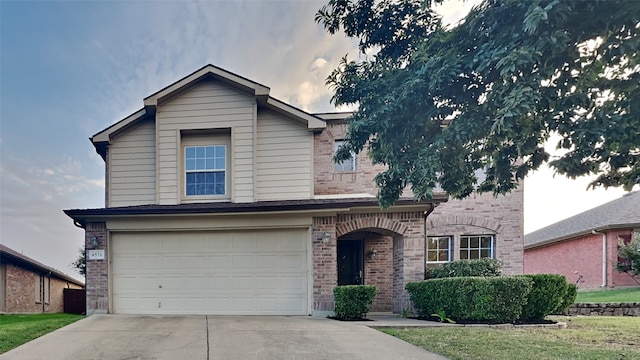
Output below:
[0,313,84,354]
[576,287,640,303]
[381,316,640,360]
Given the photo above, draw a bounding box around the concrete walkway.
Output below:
[1,315,449,360]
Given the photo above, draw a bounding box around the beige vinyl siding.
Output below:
[156,80,255,204]
[109,119,156,207]
[256,110,312,201]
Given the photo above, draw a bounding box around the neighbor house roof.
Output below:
[64,196,448,227]
[0,244,84,286]
[91,64,326,160]
[524,191,640,249]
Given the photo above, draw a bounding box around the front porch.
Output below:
[312,211,428,315]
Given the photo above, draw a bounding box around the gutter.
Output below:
[592,229,607,287]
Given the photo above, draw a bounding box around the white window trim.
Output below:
[426,236,452,264]
[180,133,231,203]
[184,145,227,197]
[334,140,356,172]
[459,234,495,260]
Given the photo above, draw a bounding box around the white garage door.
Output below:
[111,229,308,315]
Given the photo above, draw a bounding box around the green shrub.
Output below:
[518,274,568,321]
[333,285,377,320]
[426,258,503,279]
[552,282,578,314]
[406,276,532,323]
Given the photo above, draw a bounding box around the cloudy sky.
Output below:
[0,0,632,281]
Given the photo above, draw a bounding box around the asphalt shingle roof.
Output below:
[524,191,640,249]
[0,244,84,286]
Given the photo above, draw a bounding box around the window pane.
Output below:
[469,250,479,259]
[196,146,205,158]
[186,159,196,171]
[438,250,448,261]
[216,146,225,157]
[481,236,492,248]
[470,236,479,248]
[205,146,214,157]
[460,251,469,260]
[427,251,438,262]
[186,147,195,158]
[480,249,491,258]
[460,237,469,248]
[439,238,449,249]
[214,158,225,170]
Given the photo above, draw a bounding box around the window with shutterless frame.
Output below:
[181,130,231,200]
[459,235,495,260]
[334,140,356,171]
[426,236,452,266]
[184,145,226,196]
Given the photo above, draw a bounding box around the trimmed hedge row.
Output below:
[406,276,532,323]
[554,282,578,314]
[333,285,377,320]
[518,274,571,320]
[426,258,503,279]
[406,273,577,323]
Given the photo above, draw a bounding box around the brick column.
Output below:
[85,221,108,315]
[312,216,337,315]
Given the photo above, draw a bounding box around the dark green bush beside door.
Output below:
[333,285,377,320]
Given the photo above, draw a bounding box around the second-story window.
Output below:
[185,145,226,196]
[334,140,356,172]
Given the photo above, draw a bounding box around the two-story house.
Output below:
[65,64,524,316]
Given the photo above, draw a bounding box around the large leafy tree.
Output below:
[316,0,640,207]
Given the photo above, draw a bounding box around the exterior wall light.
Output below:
[368,249,378,260]
[90,236,99,249]
[321,232,331,244]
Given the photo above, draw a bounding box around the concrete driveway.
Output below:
[1,315,448,360]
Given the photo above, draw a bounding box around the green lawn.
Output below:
[576,287,640,303]
[381,316,640,360]
[0,313,84,354]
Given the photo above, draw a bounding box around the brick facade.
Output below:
[1,262,83,314]
[310,120,525,314]
[525,229,640,289]
[425,190,524,275]
[85,221,109,315]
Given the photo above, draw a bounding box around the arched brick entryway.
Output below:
[312,211,427,315]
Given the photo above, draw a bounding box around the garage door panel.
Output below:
[112,229,308,315]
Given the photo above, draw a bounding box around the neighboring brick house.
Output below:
[64,64,524,316]
[524,191,640,289]
[0,244,84,313]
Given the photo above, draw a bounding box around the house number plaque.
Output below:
[88,250,105,260]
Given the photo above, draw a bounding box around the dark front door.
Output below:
[337,239,364,285]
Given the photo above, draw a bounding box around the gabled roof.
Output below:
[0,244,84,286]
[91,64,326,159]
[524,191,640,249]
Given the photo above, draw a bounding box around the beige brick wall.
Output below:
[426,189,525,275]
[313,211,427,314]
[311,119,525,314]
[314,121,387,195]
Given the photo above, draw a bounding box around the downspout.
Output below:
[592,229,607,287]
[423,203,438,279]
